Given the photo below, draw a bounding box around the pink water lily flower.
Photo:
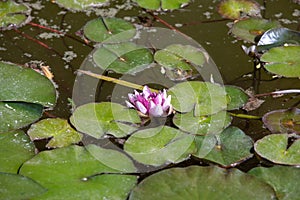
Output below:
[126,86,173,117]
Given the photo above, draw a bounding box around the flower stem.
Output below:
[254,89,300,97]
[229,112,261,120]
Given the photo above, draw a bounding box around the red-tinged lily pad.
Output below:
[27,118,82,148]
[262,108,300,134]
[133,0,190,10]
[254,134,300,165]
[217,0,261,19]
[54,0,108,11]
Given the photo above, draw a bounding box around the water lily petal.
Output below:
[162,95,171,110]
[153,93,163,105]
[125,100,135,108]
[135,101,148,114]
[149,105,164,117]
[128,93,136,103]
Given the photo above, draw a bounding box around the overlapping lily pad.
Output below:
[168,81,227,116]
[20,145,137,200]
[93,42,153,74]
[83,17,136,43]
[129,166,276,200]
[0,130,35,173]
[124,126,195,166]
[27,118,82,148]
[0,173,46,200]
[249,166,300,200]
[225,85,249,110]
[133,0,190,10]
[0,0,31,30]
[54,0,108,11]
[260,46,300,77]
[231,18,281,43]
[254,134,300,165]
[70,102,141,138]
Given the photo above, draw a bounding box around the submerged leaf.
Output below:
[225,85,249,110]
[54,0,108,11]
[133,0,190,10]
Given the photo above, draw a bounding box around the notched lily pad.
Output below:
[70,102,141,138]
[217,0,261,19]
[261,46,300,77]
[254,134,300,165]
[133,0,190,10]
[0,0,31,30]
[27,118,82,148]
[54,0,108,11]
[225,85,249,110]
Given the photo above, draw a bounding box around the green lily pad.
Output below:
[217,0,261,19]
[83,17,136,43]
[0,61,56,107]
[261,46,300,77]
[0,102,43,133]
[173,111,232,135]
[193,127,253,166]
[154,44,205,71]
[133,0,190,10]
[0,130,35,173]
[168,81,227,116]
[86,144,137,173]
[93,42,153,74]
[54,0,108,11]
[27,118,82,148]
[0,0,31,30]
[231,18,281,43]
[124,126,196,166]
[70,102,141,138]
[225,85,249,110]
[254,134,300,165]
[262,108,300,134]
[0,173,46,200]
[249,166,300,200]
[129,166,276,200]
[20,145,137,200]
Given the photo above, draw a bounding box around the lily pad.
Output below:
[260,46,300,77]
[262,108,300,134]
[154,44,205,71]
[257,28,300,52]
[173,111,232,135]
[83,17,136,43]
[70,102,141,138]
[20,145,137,200]
[168,81,227,116]
[0,61,56,107]
[249,166,300,200]
[254,134,300,165]
[193,127,253,166]
[93,42,153,74]
[27,118,82,148]
[129,166,276,200]
[217,0,261,19]
[133,0,190,10]
[225,85,249,110]
[0,130,35,173]
[124,126,196,166]
[231,18,281,43]
[54,0,108,11]
[0,0,31,30]
[0,173,46,200]
[0,102,43,133]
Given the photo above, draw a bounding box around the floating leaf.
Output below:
[0,62,56,107]
[217,0,261,19]
[84,17,136,43]
[193,127,253,166]
[168,81,227,116]
[254,134,300,165]
[260,46,300,77]
[27,118,82,148]
[20,145,137,200]
[0,102,43,133]
[225,85,249,110]
[133,0,190,10]
[249,166,300,200]
[124,126,195,166]
[0,173,46,200]
[0,130,35,173]
[262,108,300,134]
[70,102,141,138]
[173,111,232,135]
[0,0,31,30]
[93,42,153,74]
[129,166,276,200]
[231,18,281,43]
[54,0,108,11]
[86,144,137,173]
